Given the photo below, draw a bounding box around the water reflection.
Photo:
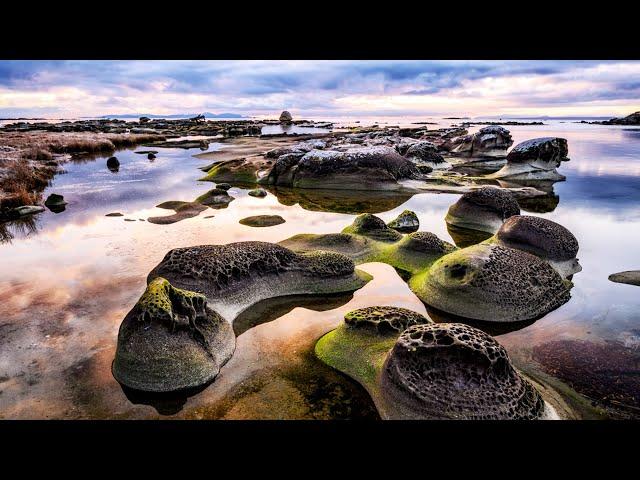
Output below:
[1,121,640,418]
[267,186,414,214]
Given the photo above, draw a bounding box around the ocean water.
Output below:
[0,118,639,419]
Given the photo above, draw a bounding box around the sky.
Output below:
[0,60,638,119]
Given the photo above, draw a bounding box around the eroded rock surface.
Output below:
[495,215,581,278]
[415,243,571,322]
[446,187,520,233]
[345,306,430,334]
[112,277,235,392]
[381,323,547,419]
[442,126,513,158]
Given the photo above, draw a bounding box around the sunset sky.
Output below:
[0,60,638,119]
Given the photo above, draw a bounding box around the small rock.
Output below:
[387,210,419,233]
[239,215,286,227]
[107,156,120,172]
[248,188,267,198]
[105,212,124,217]
[216,183,232,191]
[279,111,293,123]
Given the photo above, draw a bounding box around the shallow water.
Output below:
[1,119,639,419]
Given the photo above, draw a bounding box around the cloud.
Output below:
[0,60,637,118]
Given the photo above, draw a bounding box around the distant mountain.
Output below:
[96,112,247,119]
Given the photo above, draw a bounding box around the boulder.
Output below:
[112,277,235,392]
[279,111,293,123]
[414,243,571,322]
[404,141,448,169]
[263,146,419,191]
[381,323,548,419]
[344,306,430,335]
[442,126,513,158]
[494,215,581,278]
[106,156,120,172]
[445,187,520,233]
[387,210,419,233]
[491,137,569,180]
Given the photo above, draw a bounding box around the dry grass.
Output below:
[1,131,165,211]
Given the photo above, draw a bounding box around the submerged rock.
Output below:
[112,277,235,392]
[148,201,208,225]
[446,187,520,233]
[381,323,548,419]
[239,215,286,227]
[414,243,571,322]
[491,137,569,180]
[494,215,581,278]
[387,210,419,233]
[263,146,420,191]
[443,126,513,158]
[608,271,640,286]
[342,213,403,242]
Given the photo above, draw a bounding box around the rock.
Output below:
[399,231,455,254]
[239,215,286,227]
[414,243,571,322]
[608,271,640,286]
[445,187,520,233]
[147,153,156,160]
[216,183,232,191]
[11,205,45,217]
[442,126,513,158]
[148,241,370,322]
[148,201,208,225]
[344,306,430,334]
[105,212,124,217]
[279,111,293,123]
[342,213,402,242]
[112,277,235,392]
[263,146,419,191]
[380,323,548,419]
[600,111,640,125]
[134,150,159,155]
[44,193,67,213]
[491,137,569,180]
[494,215,581,278]
[404,141,448,169]
[139,116,150,124]
[107,156,120,172]
[387,210,419,233]
[194,188,234,208]
[248,188,267,198]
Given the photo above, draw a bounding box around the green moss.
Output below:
[137,277,206,325]
[199,162,259,184]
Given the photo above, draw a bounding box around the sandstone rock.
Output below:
[445,187,520,233]
[279,111,293,123]
[491,137,569,180]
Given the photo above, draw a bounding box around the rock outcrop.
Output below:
[404,141,448,170]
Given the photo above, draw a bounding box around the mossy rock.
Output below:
[239,215,285,227]
[112,277,235,393]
